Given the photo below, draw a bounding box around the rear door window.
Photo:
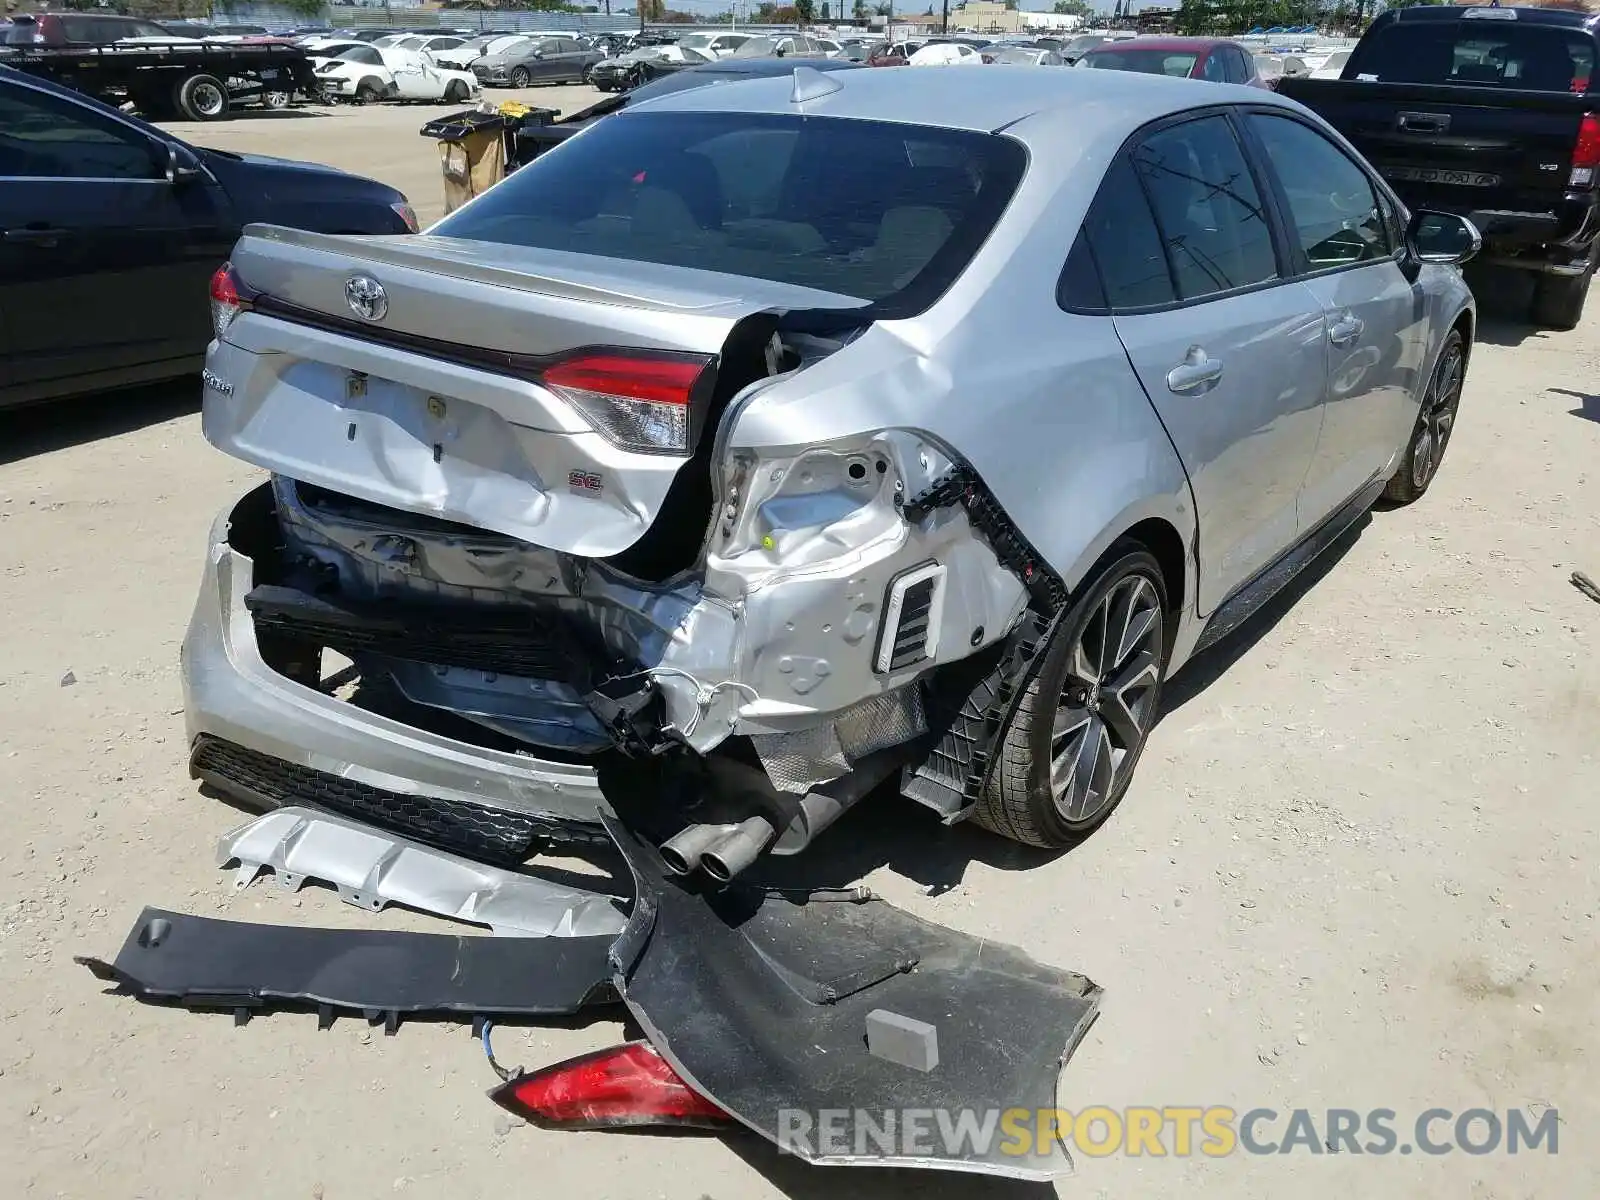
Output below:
[1350,21,1594,91]
[1130,115,1278,301]
[431,110,1026,316]
[1075,155,1175,309]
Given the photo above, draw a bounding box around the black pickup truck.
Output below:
[1279,5,1600,328]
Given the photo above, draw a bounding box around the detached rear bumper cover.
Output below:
[81,815,1101,1178]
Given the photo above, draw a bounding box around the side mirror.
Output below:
[163,142,204,185]
[1407,209,1481,267]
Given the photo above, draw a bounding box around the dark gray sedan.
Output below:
[472,36,602,88]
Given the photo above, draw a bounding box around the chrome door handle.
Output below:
[1166,346,1224,394]
[1329,314,1365,347]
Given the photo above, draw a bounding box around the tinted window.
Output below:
[1250,115,1390,269]
[1229,47,1253,82]
[1082,155,1176,308]
[1057,228,1108,312]
[1132,116,1277,300]
[0,84,157,179]
[1350,22,1593,91]
[432,111,1026,316]
[1087,48,1200,77]
[1202,50,1227,82]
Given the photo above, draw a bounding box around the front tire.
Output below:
[262,89,291,110]
[509,66,531,88]
[444,79,468,103]
[1383,329,1465,505]
[972,546,1169,848]
[1531,266,1593,330]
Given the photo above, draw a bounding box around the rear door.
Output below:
[1095,112,1330,613]
[1328,16,1594,207]
[0,78,234,401]
[1243,110,1428,525]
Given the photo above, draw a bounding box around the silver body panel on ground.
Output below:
[218,806,627,937]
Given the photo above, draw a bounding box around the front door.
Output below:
[1244,111,1430,523]
[0,79,233,401]
[1088,114,1329,613]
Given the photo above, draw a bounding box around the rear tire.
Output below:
[1530,266,1593,330]
[1383,329,1466,505]
[971,546,1169,849]
[174,73,229,121]
[354,78,383,105]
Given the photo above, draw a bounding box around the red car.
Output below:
[1078,37,1267,88]
[866,39,922,67]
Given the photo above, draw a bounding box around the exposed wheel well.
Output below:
[1121,517,1187,619]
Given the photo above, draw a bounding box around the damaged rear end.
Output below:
[194,106,1038,881]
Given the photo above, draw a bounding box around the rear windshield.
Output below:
[1349,22,1595,91]
[1085,48,1199,77]
[431,111,1025,317]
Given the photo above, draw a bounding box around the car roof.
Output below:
[628,60,1287,135]
[1383,4,1600,29]
[1086,36,1236,52]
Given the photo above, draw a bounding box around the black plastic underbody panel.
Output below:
[77,907,616,1029]
[603,816,1104,1179]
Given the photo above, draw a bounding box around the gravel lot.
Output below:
[2,93,1597,1200]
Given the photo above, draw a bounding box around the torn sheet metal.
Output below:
[77,906,617,1026]
[218,806,626,938]
[602,815,1103,1180]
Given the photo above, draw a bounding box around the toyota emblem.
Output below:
[344,274,388,322]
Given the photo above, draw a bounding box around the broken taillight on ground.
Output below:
[490,1040,731,1131]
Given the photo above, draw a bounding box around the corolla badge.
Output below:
[344,274,388,322]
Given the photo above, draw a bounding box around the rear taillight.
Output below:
[209,262,253,340]
[1572,113,1600,187]
[541,350,712,455]
[490,1040,731,1130]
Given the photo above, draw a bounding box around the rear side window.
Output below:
[1078,155,1175,309]
[432,111,1026,317]
[1350,22,1594,91]
[1249,114,1390,270]
[1131,115,1278,301]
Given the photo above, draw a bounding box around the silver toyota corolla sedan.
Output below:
[189,67,1477,877]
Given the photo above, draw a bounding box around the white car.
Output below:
[1310,48,1351,79]
[674,31,752,59]
[908,42,984,67]
[314,44,480,105]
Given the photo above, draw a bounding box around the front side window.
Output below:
[432,111,1026,317]
[1131,115,1278,300]
[0,84,158,179]
[1249,114,1390,270]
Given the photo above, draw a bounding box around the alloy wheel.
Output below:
[1049,573,1164,824]
[1411,341,1463,491]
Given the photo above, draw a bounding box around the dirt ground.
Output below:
[1,93,1597,1200]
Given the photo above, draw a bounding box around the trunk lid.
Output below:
[206,225,862,553]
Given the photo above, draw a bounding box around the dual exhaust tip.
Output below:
[659,816,776,884]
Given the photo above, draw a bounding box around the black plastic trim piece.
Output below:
[77,906,617,1031]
